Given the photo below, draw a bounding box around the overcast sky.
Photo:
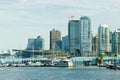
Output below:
[0,0,120,50]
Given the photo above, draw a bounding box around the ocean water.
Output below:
[0,66,119,80]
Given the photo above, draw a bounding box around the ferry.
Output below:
[53,58,73,67]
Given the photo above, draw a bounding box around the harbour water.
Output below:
[0,66,120,80]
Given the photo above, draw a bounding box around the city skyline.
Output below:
[0,0,120,50]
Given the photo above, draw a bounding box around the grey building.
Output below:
[109,31,113,54]
[55,40,62,50]
[50,29,61,50]
[92,34,98,56]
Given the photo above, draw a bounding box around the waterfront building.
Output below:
[80,16,92,56]
[50,29,61,50]
[26,36,45,50]
[62,36,69,51]
[0,50,11,58]
[68,16,92,56]
[98,24,111,55]
[92,34,98,56]
[55,40,62,50]
[19,36,45,58]
[112,29,120,55]
[68,20,81,56]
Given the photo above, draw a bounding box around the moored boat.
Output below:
[53,58,73,67]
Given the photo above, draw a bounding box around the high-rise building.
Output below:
[26,36,44,50]
[62,35,69,51]
[68,20,81,56]
[68,16,92,56]
[80,16,92,56]
[112,29,120,55]
[92,34,98,56]
[50,29,61,50]
[98,24,111,55]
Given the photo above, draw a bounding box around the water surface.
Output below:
[0,66,119,80]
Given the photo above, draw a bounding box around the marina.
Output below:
[0,57,74,67]
[0,56,120,68]
[0,0,120,80]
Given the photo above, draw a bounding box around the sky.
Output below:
[0,0,120,50]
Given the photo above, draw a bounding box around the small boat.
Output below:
[27,61,43,67]
[53,58,73,67]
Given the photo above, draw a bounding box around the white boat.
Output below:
[27,61,43,67]
[54,58,73,67]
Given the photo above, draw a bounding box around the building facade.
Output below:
[55,40,62,50]
[80,16,92,56]
[112,29,120,55]
[26,36,44,50]
[68,16,92,56]
[68,20,81,56]
[92,34,98,56]
[98,24,111,55]
[109,31,113,53]
[62,36,69,51]
[50,29,61,50]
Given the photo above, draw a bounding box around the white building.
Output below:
[98,24,111,55]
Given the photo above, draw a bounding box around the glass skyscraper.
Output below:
[68,20,81,56]
[80,16,92,56]
[68,16,92,56]
[98,24,110,55]
[112,29,120,55]
[26,36,44,50]
[62,35,69,51]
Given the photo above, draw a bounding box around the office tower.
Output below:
[98,24,111,55]
[68,20,81,56]
[112,29,120,55]
[50,29,61,50]
[62,36,69,51]
[26,36,44,50]
[68,16,92,56]
[80,16,92,56]
[92,34,98,56]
